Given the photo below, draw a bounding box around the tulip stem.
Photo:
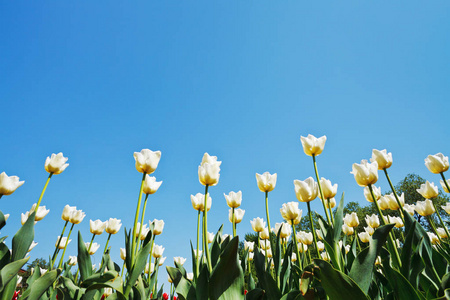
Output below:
[431,199,450,239]
[203,185,212,272]
[291,221,302,270]
[35,173,53,213]
[312,155,332,226]
[426,216,443,244]
[265,191,274,250]
[441,173,450,193]
[327,198,335,224]
[58,223,75,269]
[383,169,405,223]
[354,232,361,253]
[307,202,320,259]
[196,210,201,276]
[307,248,312,263]
[51,221,68,269]
[232,208,236,238]
[131,172,146,266]
[369,184,402,268]
[148,236,155,271]
[103,233,112,257]
[87,233,96,254]
[137,194,150,256]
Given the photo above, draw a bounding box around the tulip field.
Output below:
[2,135,450,300]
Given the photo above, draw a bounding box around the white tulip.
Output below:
[244,241,254,252]
[300,134,327,156]
[365,214,380,228]
[319,178,338,199]
[437,228,448,239]
[69,209,85,224]
[90,219,107,235]
[428,232,440,244]
[324,197,336,209]
[190,193,212,212]
[358,232,371,243]
[259,227,270,240]
[45,153,69,175]
[143,175,162,195]
[120,248,126,260]
[442,203,450,215]
[152,244,165,258]
[174,257,186,266]
[30,203,50,221]
[425,153,449,174]
[417,181,439,199]
[371,149,393,170]
[364,185,381,202]
[280,202,301,222]
[56,236,71,249]
[343,212,359,228]
[224,191,242,208]
[342,224,354,236]
[151,219,165,235]
[198,153,221,186]
[61,205,76,222]
[250,217,266,233]
[351,160,378,187]
[0,172,24,196]
[415,200,435,216]
[403,204,415,216]
[105,218,122,234]
[159,257,166,266]
[28,241,38,252]
[317,241,325,252]
[441,179,450,193]
[293,177,319,203]
[386,193,405,210]
[85,242,100,255]
[229,208,245,224]
[133,149,161,174]
[255,172,277,192]
[207,232,214,244]
[273,222,292,239]
[68,256,77,266]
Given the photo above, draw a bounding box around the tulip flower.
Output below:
[190,193,212,212]
[259,227,270,240]
[417,181,439,199]
[255,172,277,193]
[90,219,107,235]
[415,200,435,216]
[317,241,325,252]
[198,153,221,186]
[45,153,69,175]
[104,288,113,297]
[174,257,186,266]
[274,222,292,239]
[280,202,301,223]
[425,153,449,174]
[21,211,32,225]
[28,203,50,221]
[168,275,173,284]
[298,231,313,245]
[145,262,155,274]
[159,256,166,266]
[441,179,450,193]
[134,149,161,174]
[342,224,354,236]
[358,232,371,243]
[300,134,327,156]
[120,248,126,260]
[442,203,450,215]
[259,240,271,250]
[229,208,245,224]
[69,209,85,224]
[244,241,255,252]
[139,225,150,241]
[187,273,194,281]
[142,175,163,195]
[351,160,378,187]
[193,249,202,257]
[371,149,393,170]
[321,252,330,261]
[55,236,71,249]
[294,177,319,203]
[403,204,415,216]
[365,214,380,228]
[428,232,440,244]
[437,228,448,239]
[224,191,242,208]
[0,172,24,197]
[28,241,38,252]
[364,226,374,236]
[152,244,165,258]
[385,193,405,210]
[68,256,77,266]
[61,205,76,222]
[387,216,403,228]
[343,212,359,228]
[151,219,165,235]
[207,232,215,244]
[316,229,323,240]
[105,218,122,234]
[377,196,390,210]
[324,197,336,209]
[250,217,266,233]
[85,242,100,255]
[364,186,381,202]
[319,178,338,199]
[263,248,273,258]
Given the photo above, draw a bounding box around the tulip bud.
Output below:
[228,208,245,224]
[174,257,186,266]
[425,153,449,174]
[317,241,325,252]
[85,242,100,255]
[152,219,165,235]
[358,232,371,243]
[415,200,435,216]
[255,172,277,192]
[190,193,212,212]
[300,134,327,156]
[152,244,165,258]
[342,224,354,236]
[143,175,162,195]
[442,203,450,215]
[198,153,221,186]
[280,202,301,222]
[441,179,450,193]
[364,185,381,202]
[145,262,155,274]
[371,149,393,170]
[319,178,338,199]
[403,204,415,216]
[68,256,77,266]
[105,218,122,234]
[343,212,359,228]
[293,177,319,203]
[417,181,439,199]
[45,153,69,174]
[437,228,448,239]
[56,236,71,249]
[69,209,85,224]
[120,248,126,260]
[30,203,50,221]
[351,160,378,187]
[224,191,242,208]
[365,214,380,228]
[134,149,161,174]
[0,172,24,196]
[250,217,266,233]
[61,205,76,222]
[90,219,107,235]
[259,227,270,240]
[244,241,255,252]
[207,232,214,244]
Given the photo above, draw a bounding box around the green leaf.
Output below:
[124,237,152,296]
[313,259,369,300]
[383,259,425,300]
[245,288,265,300]
[27,269,62,300]
[11,211,35,262]
[333,192,345,242]
[0,242,11,272]
[209,236,245,300]
[400,221,416,278]
[348,224,394,294]
[0,276,17,300]
[174,277,194,300]
[210,225,224,268]
[0,257,29,292]
[196,265,209,300]
[254,248,282,299]
[0,211,6,230]
[81,271,118,288]
[77,231,92,282]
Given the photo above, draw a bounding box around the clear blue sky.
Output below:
[1,0,449,291]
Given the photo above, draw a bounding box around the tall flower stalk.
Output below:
[313,155,331,225]
[203,185,212,272]
[131,172,146,264]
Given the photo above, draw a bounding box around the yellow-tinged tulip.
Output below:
[300,134,327,156]
[190,193,212,212]
[207,232,214,244]
[437,228,448,239]
[358,232,371,243]
[187,273,194,281]
[259,227,270,240]
[56,236,71,249]
[403,204,415,216]
[442,203,450,215]
[263,248,273,258]
[85,242,100,255]
[377,196,390,210]
[342,224,354,236]
[68,256,77,266]
[0,172,24,196]
[250,217,266,233]
[152,244,165,258]
[105,218,122,234]
[343,212,359,228]
[90,219,107,235]
[224,191,242,208]
[319,178,338,199]
[425,153,449,174]
[29,203,50,221]
[69,209,85,224]
[244,241,255,252]
[174,257,186,265]
[364,185,381,202]
[229,208,245,224]
[168,275,173,283]
[298,231,313,245]
[415,200,435,216]
[365,214,380,228]
[417,181,439,199]
[151,219,165,235]
[321,252,330,261]
[441,179,450,193]
[351,160,378,187]
[259,240,271,250]
[387,216,404,228]
[386,193,405,210]
[280,202,301,222]
[316,229,323,240]
[273,223,292,239]
[293,177,319,203]
[143,175,162,195]
[248,252,254,261]
[133,149,161,174]
[120,248,126,260]
[371,149,393,170]
[291,253,297,262]
[324,197,336,209]
[28,241,38,252]
[317,241,325,252]
[61,205,76,222]
[103,288,113,297]
[255,172,277,192]
[159,257,166,266]
[428,232,440,244]
[364,226,374,235]
[198,153,221,186]
[145,262,155,274]
[45,153,69,174]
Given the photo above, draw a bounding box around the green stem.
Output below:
[355,231,361,253]
[131,172,146,267]
[328,198,335,224]
[232,208,236,237]
[148,236,155,270]
[432,199,450,240]
[196,210,201,276]
[291,221,302,270]
[136,193,150,256]
[102,233,112,256]
[307,202,320,259]
[307,248,312,263]
[369,184,402,268]
[35,173,53,212]
[87,234,96,254]
[441,173,450,193]
[58,223,75,268]
[51,221,68,269]
[383,169,405,223]
[203,185,212,272]
[312,155,332,225]
[426,216,443,244]
[265,191,272,243]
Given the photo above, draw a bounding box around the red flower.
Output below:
[163,293,169,300]
[244,289,248,295]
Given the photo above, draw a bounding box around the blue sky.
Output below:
[1,0,449,291]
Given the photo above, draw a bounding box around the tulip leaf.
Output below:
[280,243,293,294]
[348,224,394,294]
[106,293,126,300]
[0,257,29,292]
[245,288,265,300]
[166,266,182,287]
[210,225,224,268]
[0,242,11,270]
[0,211,6,230]
[11,211,35,262]
[400,220,417,278]
[124,236,152,296]
[81,271,118,287]
[439,273,450,297]
[254,248,282,299]
[313,259,369,300]
[0,275,17,300]
[382,258,425,300]
[124,228,132,272]
[196,265,209,300]
[280,290,303,300]
[77,231,93,282]
[59,276,82,299]
[27,269,62,300]
[209,236,245,300]
[175,277,194,300]
[273,227,283,286]
[332,192,345,242]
